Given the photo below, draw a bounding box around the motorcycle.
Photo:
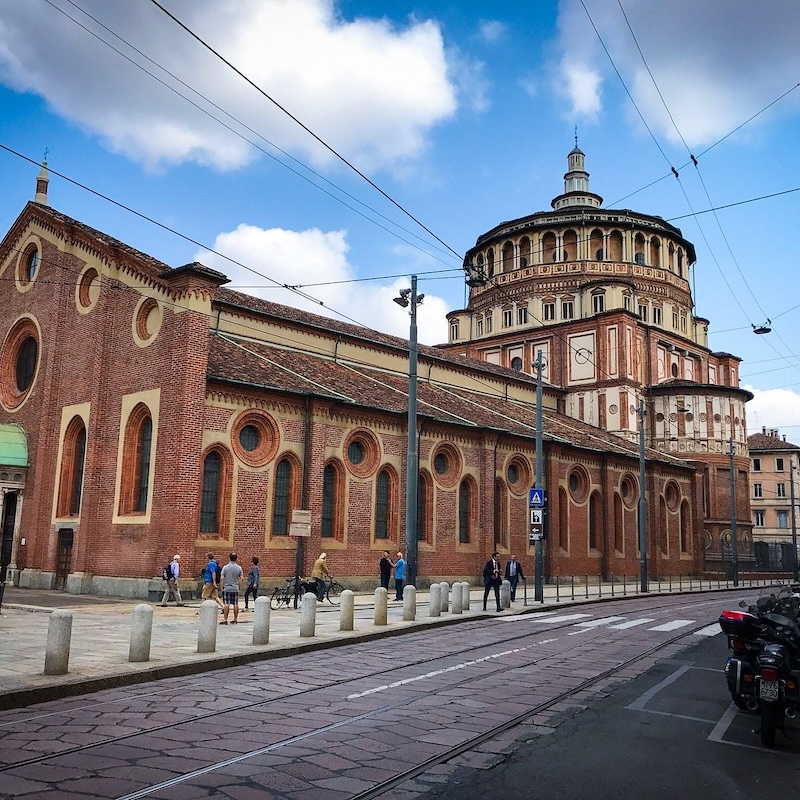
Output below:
[719,584,800,747]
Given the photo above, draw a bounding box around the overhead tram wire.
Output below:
[616,0,799,373]
[586,0,800,376]
[147,0,463,263]
[48,0,461,270]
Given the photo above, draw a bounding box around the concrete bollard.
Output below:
[253,596,270,645]
[461,582,471,610]
[500,580,512,609]
[374,587,388,626]
[429,583,441,617]
[300,591,316,637]
[197,599,218,653]
[128,604,153,663]
[44,609,73,675]
[340,589,355,631]
[402,584,416,621]
[439,582,449,612]
[451,581,463,614]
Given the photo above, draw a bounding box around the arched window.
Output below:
[494,479,508,550]
[417,470,433,544]
[563,230,578,261]
[634,233,646,264]
[589,491,601,550]
[591,229,604,260]
[374,468,397,541]
[541,232,557,262]
[609,230,623,261]
[502,241,514,273]
[321,461,344,540]
[458,479,474,544]
[680,499,691,553]
[559,487,568,552]
[200,451,221,533]
[198,446,233,536]
[519,236,531,267]
[273,457,301,536]
[487,248,495,278]
[614,494,623,553]
[120,404,153,515]
[649,237,661,267]
[56,416,87,517]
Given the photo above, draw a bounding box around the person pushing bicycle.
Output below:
[311,552,330,600]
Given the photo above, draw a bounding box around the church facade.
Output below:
[0,153,743,597]
[444,145,753,572]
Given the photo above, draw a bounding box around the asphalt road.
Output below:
[420,634,800,800]
[3,591,791,799]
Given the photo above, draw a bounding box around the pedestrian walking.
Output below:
[220,552,244,624]
[312,552,330,600]
[504,555,525,602]
[379,550,394,590]
[160,554,185,606]
[483,550,502,612]
[202,552,224,611]
[243,556,260,611]
[393,551,406,600]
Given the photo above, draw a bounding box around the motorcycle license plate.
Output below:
[759,680,779,701]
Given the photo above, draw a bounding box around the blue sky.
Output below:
[1,0,799,433]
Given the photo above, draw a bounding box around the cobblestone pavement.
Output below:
[0,591,738,799]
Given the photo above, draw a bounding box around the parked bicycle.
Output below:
[269,576,345,609]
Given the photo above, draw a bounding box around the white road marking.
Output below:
[608,618,656,629]
[536,613,593,624]
[568,616,626,634]
[497,611,559,622]
[648,619,694,631]
[694,623,723,637]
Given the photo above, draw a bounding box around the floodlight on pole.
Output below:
[395,276,423,588]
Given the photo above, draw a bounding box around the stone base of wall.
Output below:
[19,569,55,589]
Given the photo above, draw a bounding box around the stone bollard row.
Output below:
[374,587,388,626]
[44,609,73,675]
[403,584,416,621]
[452,582,463,614]
[439,582,449,613]
[500,579,511,609]
[429,583,441,617]
[197,599,218,653]
[340,589,355,631]
[461,582,471,610]
[129,604,153,663]
[300,592,316,637]
[253,595,270,645]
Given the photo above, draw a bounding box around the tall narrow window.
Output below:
[273,458,292,535]
[589,492,600,550]
[458,479,473,543]
[200,451,221,533]
[136,417,152,513]
[417,471,432,543]
[120,404,154,515]
[57,416,87,517]
[375,469,389,539]
[321,462,343,540]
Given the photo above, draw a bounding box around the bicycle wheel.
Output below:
[269,588,284,610]
[326,581,343,604]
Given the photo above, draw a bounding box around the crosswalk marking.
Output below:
[573,616,627,628]
[536,613,593,624]
[693,623,723,637]
[608,618,656,629]
[648,619,694,631]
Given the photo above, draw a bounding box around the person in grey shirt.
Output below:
[220,552,244,625]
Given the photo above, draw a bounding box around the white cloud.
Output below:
[195,224,449,345]
[0,0,457,173]
[477,20,507,44]
[554,0,800,144]
[561,61,602,118]
[745,386,800,435]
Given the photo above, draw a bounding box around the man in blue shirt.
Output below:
[202,552,224,611]
[394,551,406,600]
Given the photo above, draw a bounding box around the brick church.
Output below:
[0,149,751,597]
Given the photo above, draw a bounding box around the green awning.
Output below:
[0,424,28,467]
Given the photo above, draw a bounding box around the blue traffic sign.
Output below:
[529,488,545,507]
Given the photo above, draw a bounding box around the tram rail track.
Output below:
[1,593,736,798]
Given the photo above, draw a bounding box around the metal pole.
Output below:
[534,350,544,602]
[637,400,648,592]
[791,460,798,581]
[404,277,420,588]
[729,438,739,587]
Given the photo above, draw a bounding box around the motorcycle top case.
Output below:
[719,609,764,639]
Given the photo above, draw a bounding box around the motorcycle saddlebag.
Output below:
[719,610,763,638]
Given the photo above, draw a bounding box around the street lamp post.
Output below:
[394,276,424,588]
[790,460,798,581]
[729,438,739,587]
[637,400,648,593]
